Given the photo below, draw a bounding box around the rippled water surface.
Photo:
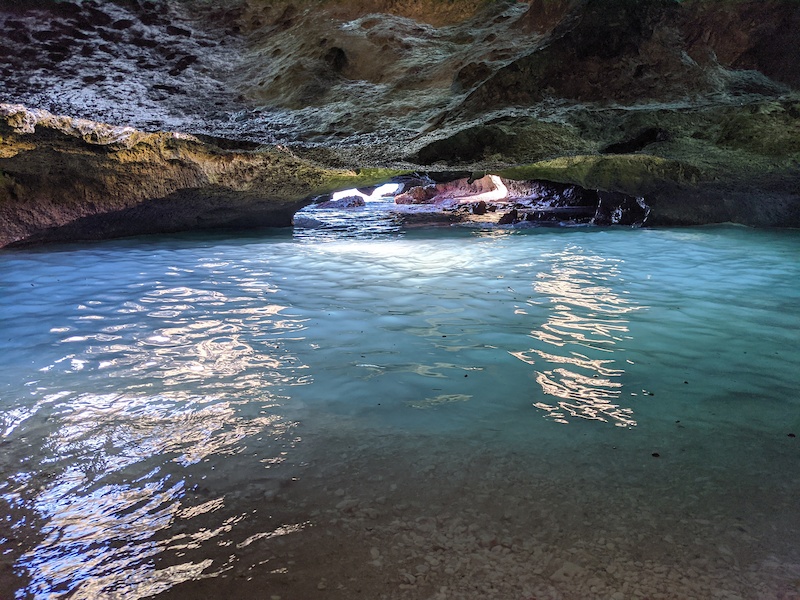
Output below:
[1,224,799,599]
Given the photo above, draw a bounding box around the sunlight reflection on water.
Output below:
[511,246,641,427]
[1,226,799,598]
[5,390,298,599]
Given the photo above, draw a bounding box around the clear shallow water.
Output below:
[1,224,799,599]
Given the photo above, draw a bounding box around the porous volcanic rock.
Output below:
[1,0,800,245]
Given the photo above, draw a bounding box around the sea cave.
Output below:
[1,1,799,599]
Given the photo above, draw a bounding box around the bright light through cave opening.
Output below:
[332,183,401,202]
[295,175,651,235]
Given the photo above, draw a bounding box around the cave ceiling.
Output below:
[1,0,799,245]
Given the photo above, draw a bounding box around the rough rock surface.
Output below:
[1,0,799,245]
[0,104,399,246]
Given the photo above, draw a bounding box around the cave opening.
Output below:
[295,174,651,234]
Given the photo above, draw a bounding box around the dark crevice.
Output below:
[601,127,669,154]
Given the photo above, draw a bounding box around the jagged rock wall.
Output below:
[0,0,799,245]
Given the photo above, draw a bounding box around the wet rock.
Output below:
[0,104,405,247]
[394,185,436,204]
[593,191,650,226]
[524,206,596,224]
[472,200,487,215]
[317,195,365,208]
[498,209,518,225]
[506,179,599,207]
[394,192,415,205]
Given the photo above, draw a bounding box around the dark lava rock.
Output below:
[593,192,650,226]
[507,180,599,208]
[498,209,519,225]
[524,206,596,224]
[472,200,487,215]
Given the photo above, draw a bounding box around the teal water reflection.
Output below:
[1,226,799,598]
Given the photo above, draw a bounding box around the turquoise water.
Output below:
[1,225,799,599]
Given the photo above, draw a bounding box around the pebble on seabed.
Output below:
[288,448,800,600]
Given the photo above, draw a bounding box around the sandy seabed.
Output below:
[151,420,800,600]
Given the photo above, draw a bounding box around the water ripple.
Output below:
[0,246,311,598]
[1,227,798,598]
[4,389,297,599]
[511,245,641,426]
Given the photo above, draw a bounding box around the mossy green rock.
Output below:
[498,155,701,196]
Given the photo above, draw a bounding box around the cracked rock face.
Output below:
[1,0,800,246]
